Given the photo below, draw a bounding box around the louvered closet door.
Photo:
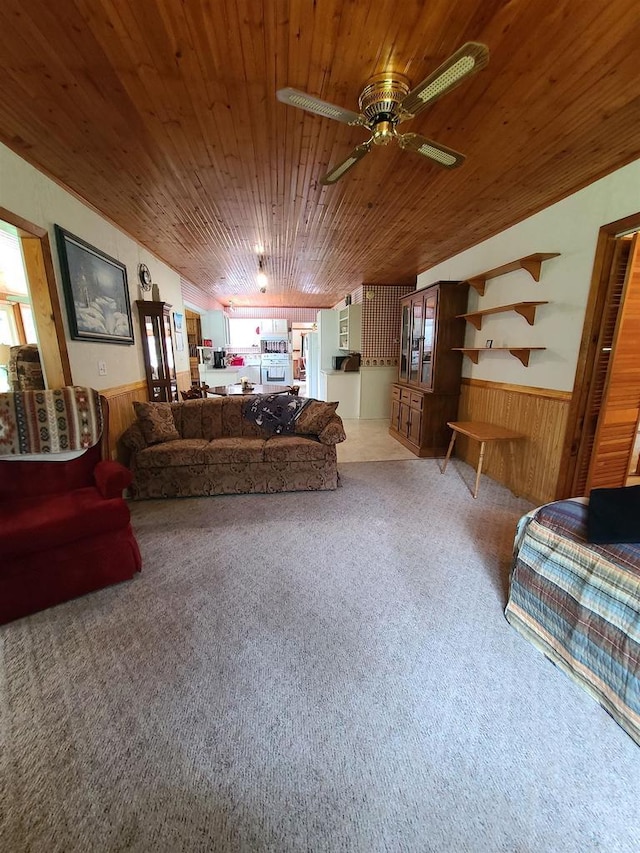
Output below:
[586,234,640,491]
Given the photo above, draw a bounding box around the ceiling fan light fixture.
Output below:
[417,143,457,165]
[279,41,488,185]
[415,56,476,104]
[372,120,395,146]
[289,94,342,118]
[358,73,410,123]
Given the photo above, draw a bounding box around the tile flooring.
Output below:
[297,383,414,463]
[336,418,416,463]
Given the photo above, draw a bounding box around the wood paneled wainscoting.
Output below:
[456,379,571,505]
[101,371,191,460]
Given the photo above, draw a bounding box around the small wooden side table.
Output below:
[442,421,523,498]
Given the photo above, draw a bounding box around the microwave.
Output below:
[332,355,348,370]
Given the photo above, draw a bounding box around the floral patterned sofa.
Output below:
[120,395,346,499]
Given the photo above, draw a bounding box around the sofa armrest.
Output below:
[317,415,347,445]
[94,460,133,498]
[120,422,148,453]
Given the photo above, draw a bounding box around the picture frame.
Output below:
[485,339,493,348]
[54,225,134,344]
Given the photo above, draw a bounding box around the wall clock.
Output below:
[138,263,152,291]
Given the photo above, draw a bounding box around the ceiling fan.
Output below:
[277,42,489,185]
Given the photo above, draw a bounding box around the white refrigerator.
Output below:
[306,310,340,400]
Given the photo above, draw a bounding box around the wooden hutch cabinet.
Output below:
[135,300,178,402]
[389,281,468,456]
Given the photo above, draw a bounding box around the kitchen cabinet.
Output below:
[390,281,467,456]
[338,304,362,351]
[259,318,288,335]
[135,301,178,402]
[201,310,229,348]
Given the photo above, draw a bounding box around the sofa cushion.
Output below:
[294,400,339,435]
[134,439,210,469]
[0,488,131,560]
[263,435,332,462]
[203,437,266,464]
[133,402,180,444]
[222,396,265,438]
[170,398,223,441]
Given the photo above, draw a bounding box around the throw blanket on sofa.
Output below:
[0,386,103,455]
[243,393,310,434]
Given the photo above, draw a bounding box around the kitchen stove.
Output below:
[261,352,293,385]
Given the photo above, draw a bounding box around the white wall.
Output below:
[417,159,640,392]
[0,143,189,389]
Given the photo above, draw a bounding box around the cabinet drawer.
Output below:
[391,386,401,402]
[410,392,424,410]
[400,389,412,403]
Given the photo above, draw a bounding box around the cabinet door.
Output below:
[162,312,177,381]
[407,404,422,445]
[421,292,437,388]
[409,300,423,384]
[391,397,402,433]
[399,303,411,383]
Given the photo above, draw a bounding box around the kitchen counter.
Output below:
[198,365,240,384]
[319,369,360,419]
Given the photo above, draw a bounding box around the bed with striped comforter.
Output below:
[505,498,640,746]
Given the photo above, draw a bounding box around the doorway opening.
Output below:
[0,206,70,390]
[292,322,314,397]
[558,212,640,498]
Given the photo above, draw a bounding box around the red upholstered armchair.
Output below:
[0,387,142,625]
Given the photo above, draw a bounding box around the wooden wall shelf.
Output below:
[453,347,546,367]
[457,301,548,330]
[464,254,560,295]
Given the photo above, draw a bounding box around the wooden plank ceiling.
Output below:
[1,0,639,307]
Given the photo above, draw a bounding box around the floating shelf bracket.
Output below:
[453,346,546,366]
[462,254,560,295]
[458,301,549,330]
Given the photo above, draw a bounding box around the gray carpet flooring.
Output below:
[1,459,639,853]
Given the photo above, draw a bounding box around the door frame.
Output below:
[556,210,640,498]
[0,205,71,387]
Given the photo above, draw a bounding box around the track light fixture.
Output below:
[257,255,268,292]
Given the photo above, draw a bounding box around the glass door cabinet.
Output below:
[391,282,468,456]
[136,300,178,402]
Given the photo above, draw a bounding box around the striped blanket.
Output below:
[505,498,640,746]
[0,386,103,455]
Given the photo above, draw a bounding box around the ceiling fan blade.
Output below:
[276,87,364,125]
[320,142,372,185]
[397,133,465,169]
[400,42,489,118]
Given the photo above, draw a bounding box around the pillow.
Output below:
[586,485,640,544]
[294,400,339,435]
[317,416,347,445]
[133,401,180,445]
